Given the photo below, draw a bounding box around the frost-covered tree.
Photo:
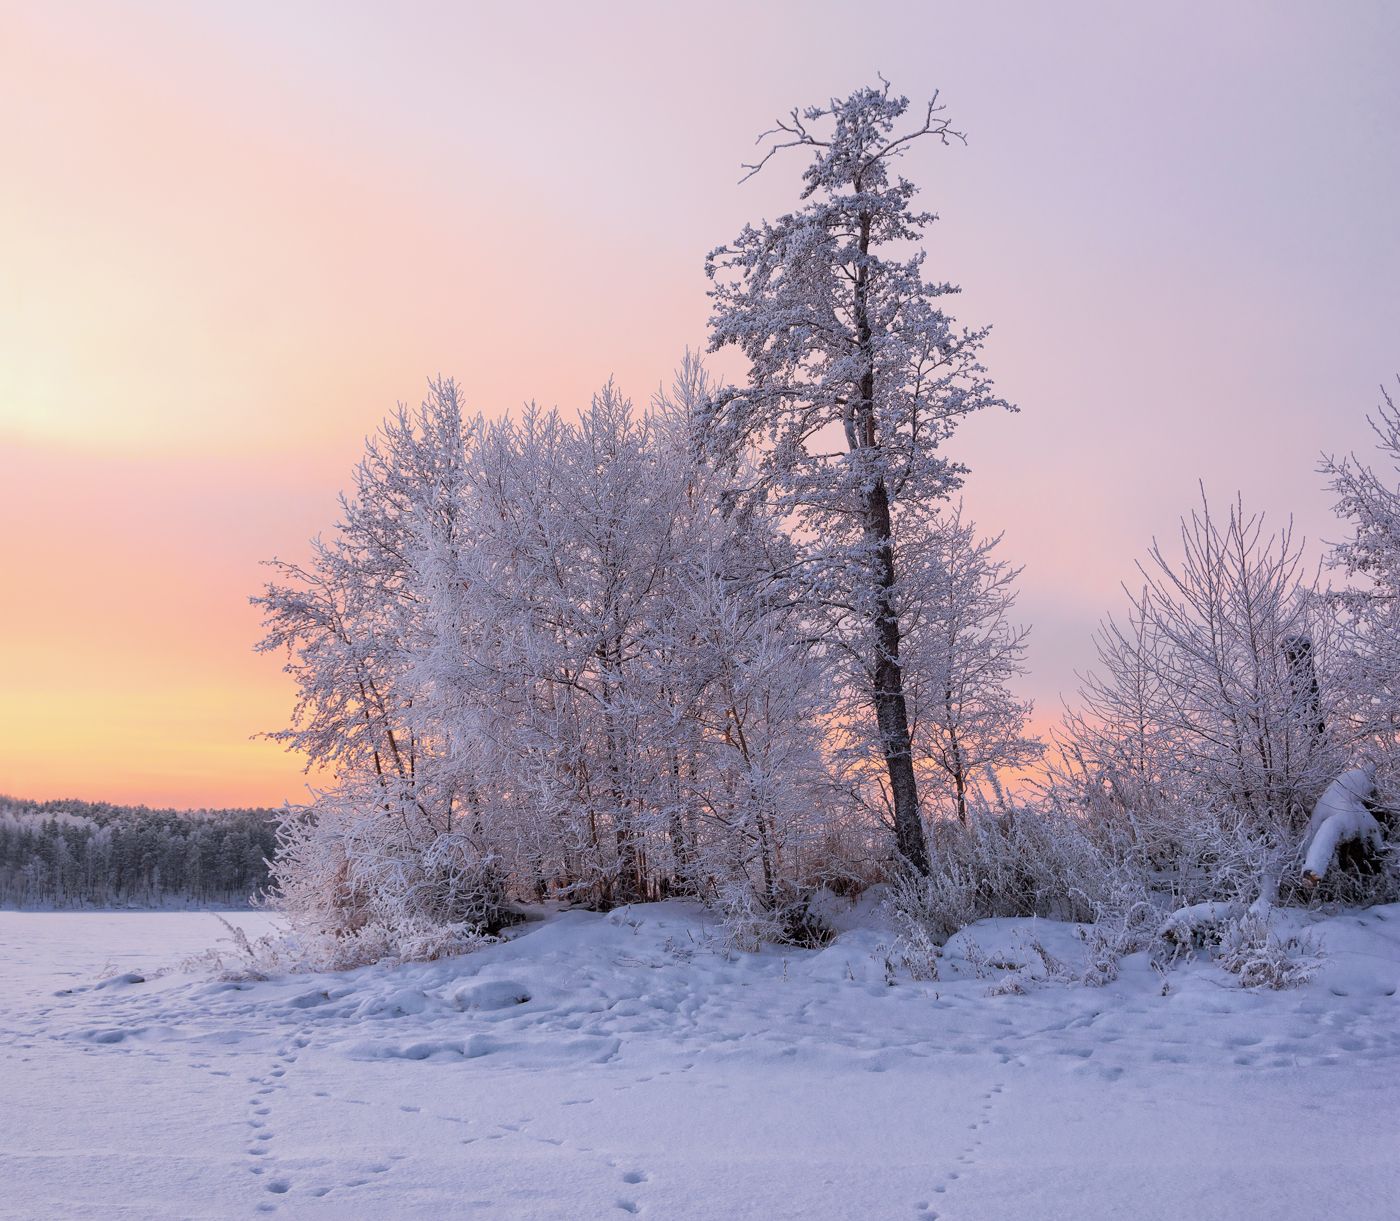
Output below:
[256,381,509,949]
[900,504,1041,824]
[1322,380,1400,759]
[257,366,845,960]
[702,81,1010,874]
[676,514,837,909]
[256,380,471,798]
[1061,492,1348,902]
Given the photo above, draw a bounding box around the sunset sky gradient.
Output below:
[3,1,1397,807]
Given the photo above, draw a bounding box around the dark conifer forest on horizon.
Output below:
[0,796,279,909]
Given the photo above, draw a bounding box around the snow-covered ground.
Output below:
[2,903,1399,1220]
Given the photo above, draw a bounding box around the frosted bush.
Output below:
[710,879,835,953]
[884,894,942,982]
[712,881,787,954]
[266,792,509,969]
[883,804,1111,952]
[1215,914,1320,990]
[187,916,307,981]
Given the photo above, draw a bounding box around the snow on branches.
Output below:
[255,365,854,959]
[703,81,1013,875]
[249,85,1398,977]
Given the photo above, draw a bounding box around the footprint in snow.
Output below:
[242,1028,313,1200]
[923,1080,1004,1200]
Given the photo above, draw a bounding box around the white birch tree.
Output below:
[901,504,1041,825]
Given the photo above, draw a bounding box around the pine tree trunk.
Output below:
[865,479,932,874]
[852,206,931,876]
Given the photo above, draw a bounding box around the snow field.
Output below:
[2,904,1399,1219]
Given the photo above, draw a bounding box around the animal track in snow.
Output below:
[916,1079,1005,1208]
[239,1027,313,1210]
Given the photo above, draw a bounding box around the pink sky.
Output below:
[2,1,1396,807]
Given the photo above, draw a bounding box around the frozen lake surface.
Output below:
[2,904,1398,1219]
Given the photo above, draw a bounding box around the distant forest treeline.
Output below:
[0,796,282,909]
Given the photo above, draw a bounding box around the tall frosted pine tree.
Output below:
[703,82,1011,874]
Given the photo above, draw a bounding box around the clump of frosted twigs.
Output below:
[712,881,836,954]
[196,790,514,976]
[190,913,497,981]
[1215,914,1319,989]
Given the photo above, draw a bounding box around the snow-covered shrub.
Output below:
[267,790,509,968]
[1294,766,1400,903]
[1055,492,1360,912]
[1215,914,1319,989]
[799,825,888,898]
[194,912,495,979]
[1148,898,1320,989]
[1154,901,1249,962]
[189,915,308,981]
[1076,925,1126,987]
[886,803,1110,946]
[710,880,835,953]
[320,918,493,971]
[770,887,838,949]
[878,797,1170,987]
[1074,893,1161,986]
[1323,381,1400,774]
[711,881,788,954]
[881,871,947,979]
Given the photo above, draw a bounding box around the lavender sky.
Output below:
[2,1,1397,807]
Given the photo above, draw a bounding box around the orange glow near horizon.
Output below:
[3,3,1395,808]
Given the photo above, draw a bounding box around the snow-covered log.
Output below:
[1302,809,1384,885]
[1303,766,1375,848]
[1300,765,1384,886]
[1159,868,1282,946]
